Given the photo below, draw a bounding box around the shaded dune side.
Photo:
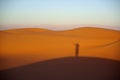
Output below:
[0,57,120,80]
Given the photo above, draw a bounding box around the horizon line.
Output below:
[0,26,120,32]
[0,24,120,31]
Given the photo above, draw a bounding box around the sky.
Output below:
[0,0,120,30]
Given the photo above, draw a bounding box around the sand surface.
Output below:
[0,27,120,70]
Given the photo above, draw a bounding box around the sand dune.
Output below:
[0,27,120,70]
[3,28,52,33]
[59,27,120,39]
[1,57,120,80]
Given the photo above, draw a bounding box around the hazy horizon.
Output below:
[0,24,120,31]
[0,0,120,30]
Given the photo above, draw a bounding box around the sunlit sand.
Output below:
[0,27,120,70]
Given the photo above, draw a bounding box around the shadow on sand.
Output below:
[0,57,120,80]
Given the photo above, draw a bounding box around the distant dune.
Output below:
[2,28,52,33]
[0,57,120,80]
[59,27,120,39]
[0,27,120,70]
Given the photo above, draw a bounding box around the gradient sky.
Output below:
[0,0,120,30]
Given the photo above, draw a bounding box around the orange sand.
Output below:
[0,27,120,70]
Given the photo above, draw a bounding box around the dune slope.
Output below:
[0,57,120,80]
[0,27,120,70]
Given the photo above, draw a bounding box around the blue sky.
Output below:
[0,0,120,30]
